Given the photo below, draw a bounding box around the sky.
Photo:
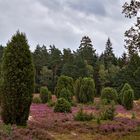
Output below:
[0,0,135,56]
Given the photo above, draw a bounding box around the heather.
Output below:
[0,98,139,139]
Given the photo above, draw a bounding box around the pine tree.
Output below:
[1,31,34,126]
[122,0,140,55]
[78,36,96,66]
[103,38,117,68]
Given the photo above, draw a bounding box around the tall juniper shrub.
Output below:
[75,77,95,103]
[1,31,34,126]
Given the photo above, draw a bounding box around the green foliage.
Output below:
[32,97,42,104]
[47,100,55,107]
[96,117,101,125]
[54,98,71,113]
[120,83,134,110]
[59,88,72,102]
[122,89,134,110]
[78,36,96,66]
[131,112,136,119]
[71,100,77,107]
[101,87,118,103]
[75,77,82,102]
[75,77,95,103]
[74,108,94,121]
[55,75,74,97]
[0,124,12,136]
[100,104,115,120]
[1,31,34,126]
[40,87,51,103]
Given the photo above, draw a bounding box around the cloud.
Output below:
[0,0,135,56]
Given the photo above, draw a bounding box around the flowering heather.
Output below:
[99,117,140,134]
[0,99,140,140]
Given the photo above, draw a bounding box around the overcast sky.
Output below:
[0,0,135,56]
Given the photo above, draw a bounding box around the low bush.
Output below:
[100,103,115,120]
[47,100,55,107]
[54,98,71,113]
[32,97,42,104]
[74,108,94,121]
[101,87,118,104]
[40,87,51,103]
[55,75,74,97]
[71,100,77,107]
[59,88,72,102]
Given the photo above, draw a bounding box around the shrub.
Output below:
[75,77,82,102]
[101,87,118,104]
[122,89,134,110]
[32,97,42,104]
[75,77,95,103]
[1,31,34,126]
[131,112,136,119]
[71,100,77,107]
[40,87,51,103]
[55,75,74,98]
[74,108,94,121]
[59,88,72,102]
[96,117,101,125]
[120,83,132,104]
[54,98,71,113]
[100,104,115,120]
[47,100,55,107]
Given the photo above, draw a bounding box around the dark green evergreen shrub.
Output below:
[1,31,34,126]
[75,77,82,102]
[40,87,51,103]
[122,89,134,110]
[55,75,74,97]
[54,98,71,113]
[59,88,72,102]
[75,77,95,103]
[120,83,133,105]
[32,97,42,104]
[74,108,94,121]
[101,87,118,103]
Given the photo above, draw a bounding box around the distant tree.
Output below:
[78,36,96,66]
[33,45,49,92]
[113,54,140,99]
[1,31,34,125]
[123,0,140,55]
[61,48,78,79]
[118,52,128,67]
[40,66,53,92]
[49,45,62,91]
[122,0,140,18]
[93,60,102,96]
[62,48,74,64]
[102,38,117,68]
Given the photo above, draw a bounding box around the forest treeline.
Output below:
[0,35,140,99]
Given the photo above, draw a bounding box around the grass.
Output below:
[51,132,140,140]
[120,132,140,140]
